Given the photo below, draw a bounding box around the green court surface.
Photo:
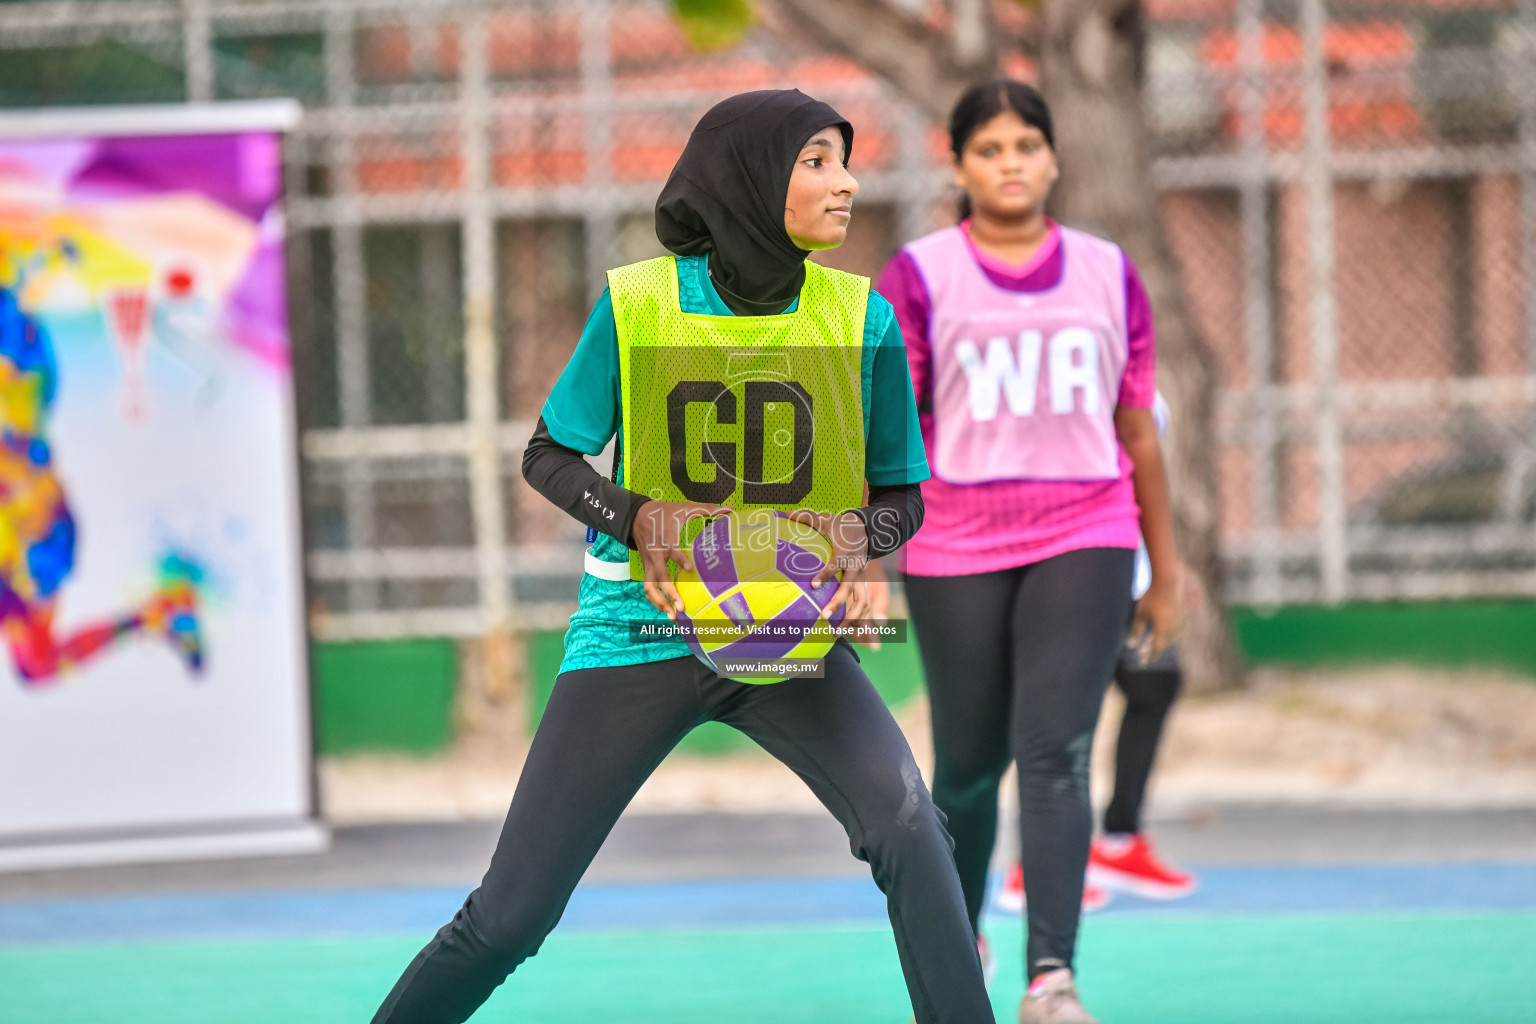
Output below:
[3,911,1532,1023]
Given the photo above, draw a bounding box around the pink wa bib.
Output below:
[906,225,1128,483]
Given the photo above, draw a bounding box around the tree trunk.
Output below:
[763,0,991,120]
[1039,0,1242,691]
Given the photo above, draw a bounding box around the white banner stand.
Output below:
[0,100,327,872]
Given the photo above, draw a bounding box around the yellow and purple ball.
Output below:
[673,511,844,681]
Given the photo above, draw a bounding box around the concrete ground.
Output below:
[3,803,1535,902]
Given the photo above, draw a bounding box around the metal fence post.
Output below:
[460,8,516,693]
[1521,5,1536,393]
[1510,2,1536,529]
[581,0,616,302]
[896,101,934,246]
[408,6,436,81]
[325,7,379,612]
[1300,0,1347,603]
[183,0,214,103]
[1237,0,1281,605]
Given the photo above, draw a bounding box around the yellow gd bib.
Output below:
[608,256,868,581]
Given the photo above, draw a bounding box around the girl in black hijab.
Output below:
[656,88,854,313]
[369,90,994,1024]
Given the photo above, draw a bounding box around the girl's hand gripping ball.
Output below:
[631,500,733,621]
[786,509,870,625]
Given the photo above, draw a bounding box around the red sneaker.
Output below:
[994,863,1112,914]
[1088,833,1196,899]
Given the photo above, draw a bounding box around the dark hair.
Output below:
[949,79,1055,221]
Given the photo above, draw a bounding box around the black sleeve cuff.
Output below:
[520,417,647,548]
[853,482,925,559]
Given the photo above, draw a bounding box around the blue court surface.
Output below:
[1,861,1534,1022]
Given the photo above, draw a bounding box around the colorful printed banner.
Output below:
[0,103,316,855]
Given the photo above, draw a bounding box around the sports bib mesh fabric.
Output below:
[906,225,1128,483]
[609,256,867,581]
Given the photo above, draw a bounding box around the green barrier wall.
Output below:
[314,599,1536,756]
[311,638,457,754]
[1232,600,1536,679]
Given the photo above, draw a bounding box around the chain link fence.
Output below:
[2,0,1533,639]
[1148,0,1536,606]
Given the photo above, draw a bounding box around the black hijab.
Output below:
[655,89,853,316]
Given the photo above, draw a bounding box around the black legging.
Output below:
[905,547,1134,981]
[1104,643,1182,836]
[371,644,993,1024]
